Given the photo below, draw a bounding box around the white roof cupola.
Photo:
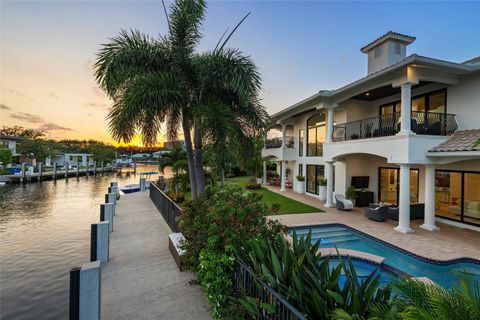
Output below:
[361,31,416,75]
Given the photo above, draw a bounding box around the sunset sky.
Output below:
[1,1,479,145]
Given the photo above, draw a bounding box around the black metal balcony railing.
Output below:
[332,111,458,142]
[265,136,295,149]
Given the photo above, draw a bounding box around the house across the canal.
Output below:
[46,153,94,168]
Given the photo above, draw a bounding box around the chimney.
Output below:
[361,31,416,75]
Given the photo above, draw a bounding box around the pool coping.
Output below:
[289,223,480,267]
[318,248,385,264]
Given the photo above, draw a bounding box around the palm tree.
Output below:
[94,0,267,198]
[158,147,187,174]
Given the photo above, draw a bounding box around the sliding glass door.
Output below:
[378,167,419,206]
[306,165,324,194]
[435,171,480,226]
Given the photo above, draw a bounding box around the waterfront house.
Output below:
[46,153,93,168]
[0,135,24,164]
[262,31,480,232]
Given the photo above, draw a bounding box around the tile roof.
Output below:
[429,129,480,152]
[462,56,480,67]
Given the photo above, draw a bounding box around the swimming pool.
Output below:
[291,224,480,288]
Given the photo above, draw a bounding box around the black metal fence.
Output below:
[333,111,457,141]
[233,259,307,320]
[149,183,182,232]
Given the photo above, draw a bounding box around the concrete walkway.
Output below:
[101,192,211,320]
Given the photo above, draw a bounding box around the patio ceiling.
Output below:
[350,81,432,101]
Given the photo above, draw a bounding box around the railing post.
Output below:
[38,162,43,181]
[79,261,101,320]
[100,204,114,232]
[105,192,116,205]
[90,222,109,262]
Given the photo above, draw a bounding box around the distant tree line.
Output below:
[0,125,161,164]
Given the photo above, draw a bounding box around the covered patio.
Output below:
[266,185,480,261]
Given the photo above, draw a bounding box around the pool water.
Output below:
[292,225,480,288]
[328,258,397,288]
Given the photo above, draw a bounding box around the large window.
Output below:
[299,129,304,156]
[380,89,447,116]
[378,167,419,206]
[1,141,8,148]
[306,114,325,157]
[435,170,480,226]
[306,165,324,194]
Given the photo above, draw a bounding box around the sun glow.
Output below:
[112,133,164,148]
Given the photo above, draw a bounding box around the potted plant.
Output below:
[346,185,357,207]
[318,178,327,201]
[296,175,305,194]
[365,123,373,138]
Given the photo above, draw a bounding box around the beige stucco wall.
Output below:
[446,71,480,130]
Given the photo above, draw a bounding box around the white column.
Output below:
[399,83,412,134]
[262,161,267,185]
[395,164,414,233]
[326,108,334,143]
[325,161,334,208]
[421,165,439,231]
[281,124,287,148]
[280,160,286,192]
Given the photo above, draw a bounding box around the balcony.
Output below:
[265,136,295,149]
[332,111,458,142]
[262,136,296,161]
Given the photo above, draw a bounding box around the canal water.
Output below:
[0,165,164,320]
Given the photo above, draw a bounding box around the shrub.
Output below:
[245,176,261,189]
[179,185,284,318]
[346,185,356,200]
[197,237,236,318]
[238,231,392,319]
[0,148,13,168]
[296,175,305,181]
[179,185,284,269]
[319,178,328,186]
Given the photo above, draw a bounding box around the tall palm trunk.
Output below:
[193,116,206,196]
[182,115,197,198]
[220,167,225,188]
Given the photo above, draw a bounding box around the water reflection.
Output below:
[0,165,163,320]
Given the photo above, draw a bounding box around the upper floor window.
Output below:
[299,129,304,156]
[307,113,325,157]
[1,141,8,149]
[394,42,401,55]
[380,89,447,116]
[374,45,383,59]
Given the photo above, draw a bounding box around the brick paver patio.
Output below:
[266,186,480,261]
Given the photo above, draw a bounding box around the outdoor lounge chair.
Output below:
[335,194,353,211]
[388,203,425,220]
[364,205,389,221]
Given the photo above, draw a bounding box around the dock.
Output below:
[101,191,211,320]
[3,166,115,183]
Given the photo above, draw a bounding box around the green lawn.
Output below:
[224,176,322,215]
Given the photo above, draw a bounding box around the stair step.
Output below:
[319,235,360,245]
[314,230,354,238]
[292,226,347,236]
